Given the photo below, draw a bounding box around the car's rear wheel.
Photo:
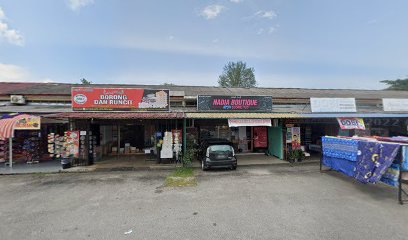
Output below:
[231,165,237,170]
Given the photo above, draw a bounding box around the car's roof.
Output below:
[201,138,233,145]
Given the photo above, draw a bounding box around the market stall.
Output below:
[0,114,41,168]
[320,136,408,204]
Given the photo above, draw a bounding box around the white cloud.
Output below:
[256,27,276,35]
[0,7,24,46]
[0,63,29,81]
[230,0,243,3]
[257,73,385,90]
[200,5,225,20]
[41,78,55,83]
[0,7,5,20]
[68,0,95,11]
[255,10,277,20]
[118,36,297,61]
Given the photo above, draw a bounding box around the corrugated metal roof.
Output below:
[0,104,72,113]
[1,82,408,99]
[0,83,39,95]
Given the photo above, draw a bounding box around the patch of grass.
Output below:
[171,167,194,178]
[32,172,51,178]
[165,167,197,187]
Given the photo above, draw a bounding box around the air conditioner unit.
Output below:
[10,95,26,105]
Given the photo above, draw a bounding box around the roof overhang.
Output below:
[45,112,185,119]
[300,113,408,118]
[185,113,301,119]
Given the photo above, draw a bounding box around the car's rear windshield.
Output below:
[209,145,233,152]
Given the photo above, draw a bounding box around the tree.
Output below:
[218,61,257,88]
[381,78,408,90]
[80,78,92,85]
[163,82,175,86]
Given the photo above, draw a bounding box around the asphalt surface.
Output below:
[0,164,407,240]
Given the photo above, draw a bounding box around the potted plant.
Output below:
[288,149,305,163]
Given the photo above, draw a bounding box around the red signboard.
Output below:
[72,88,170,111]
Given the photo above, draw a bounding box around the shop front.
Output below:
[45,87,185,168]
[187,95,277,155]
[190,118,271,153]
[0,114,67,171]
[282,115,408,161]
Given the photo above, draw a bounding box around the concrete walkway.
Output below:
[0,160,62,174]
[0,154,320,174]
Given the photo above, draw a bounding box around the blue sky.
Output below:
[0,0,407,89]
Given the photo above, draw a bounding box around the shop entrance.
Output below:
[120,124,145,150]
[87,119,183,169]
[192,119,269,154]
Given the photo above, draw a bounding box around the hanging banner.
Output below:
[198,95,272,112]
[310,98,356,112]
[14,115,41,130]
[291,127,301,150]
[337,118,366,130]
[228,119,271,127]
[72,88,170,111]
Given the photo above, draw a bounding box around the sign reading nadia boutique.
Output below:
[72,88,170,111]
[198,95,272,112]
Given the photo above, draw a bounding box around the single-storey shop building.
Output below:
[0,82,407,166]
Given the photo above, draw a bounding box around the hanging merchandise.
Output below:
[23,135,41,164]
[291,127,301,150]
[160,131,173,159]
[64,131,80,158]
[54,134,64,158]
[173,130,182,161]
[353,141,400,184]
[0,138,8,163]
[322,136,401,184]
[321,137,359,161]
[48,133,55,157]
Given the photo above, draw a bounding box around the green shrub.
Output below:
[182,147,196,167]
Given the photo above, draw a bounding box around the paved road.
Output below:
[0,164,407,240]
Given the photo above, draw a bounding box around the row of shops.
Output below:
[1,83,408,168]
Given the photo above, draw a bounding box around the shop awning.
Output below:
[228,119,272,127]
[300,113,408,118]
[185,113,301,119]
[45,112,185,119]
[0,114,36,139]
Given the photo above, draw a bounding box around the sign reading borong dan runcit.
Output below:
[197,96,272,112]
[72,87,170,111]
